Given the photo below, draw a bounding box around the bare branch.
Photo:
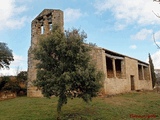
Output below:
[153,33,160,49]
[153,0,160,2]
[152,11,160,18]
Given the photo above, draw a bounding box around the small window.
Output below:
[138,65,143,80]
[106,57,114,78]
[49,24,52,31]
[41,26,44,34]
[144,66,149,80]
[115,59,122,78]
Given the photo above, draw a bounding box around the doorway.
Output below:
[130,75,135,90]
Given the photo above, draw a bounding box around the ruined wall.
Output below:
[105,57,152,95]
[89,47,107,94]
[27,9,63,97]
[137,65,152,90]
[104,78,129,95]
[0,91,16,100]
[125,57,152,91]
[91,49,152,95]
[104,57,129,95]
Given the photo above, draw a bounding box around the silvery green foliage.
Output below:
[33,25,103,113]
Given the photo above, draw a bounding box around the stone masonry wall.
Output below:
[89,47,107,94]
[90,49,152,95]
[125,57,152,91]
[125,57,139,90]
[104,57,130,95]
[27,9,64,97]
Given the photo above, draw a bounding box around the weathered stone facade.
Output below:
[27,9,63,97]
[27,9,152,97]
[90,47,152,95]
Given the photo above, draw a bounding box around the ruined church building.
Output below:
[27,9,152,97]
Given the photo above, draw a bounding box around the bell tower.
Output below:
[27,9,64,97]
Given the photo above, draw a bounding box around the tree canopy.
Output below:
[17,71,27,83]
[0,76,21,93]
[0,42,14,69]
[33,25,103,115]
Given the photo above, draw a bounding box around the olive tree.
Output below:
[33,25,103,117]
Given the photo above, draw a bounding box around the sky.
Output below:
[0,0,160,76]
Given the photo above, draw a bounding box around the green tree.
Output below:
[17,71,27,95]
[33,25,103,117]
[2,80,21,93]
[0,76,9,91]
[0,42,14,69]
[17,71,27,83]
[149,53,156,88]
[0,76,20,93]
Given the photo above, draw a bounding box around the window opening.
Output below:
[41,26,44,34]
[144,66,149,80]
[115,59,122,78]
[106,57,114,78]
[49,23,52,31]
[138,65,143,80]
[131,75,135,90]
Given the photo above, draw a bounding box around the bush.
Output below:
[0,76,10,91]
[0,76,21,93]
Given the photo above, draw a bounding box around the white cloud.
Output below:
[0,0,28,30]
[131,29,153,40]
[129,45,137,49]
[16,0,33,3]
[0,54,27,76]
[114,22,126,30]
[11,54,26,67]
[0,68,17,76]
[64,8,83,22]
[151,50,160,69]
[94,0,160,29]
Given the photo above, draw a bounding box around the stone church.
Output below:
[27,9,152,97]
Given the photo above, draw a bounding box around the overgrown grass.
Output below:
[0,91,160,120]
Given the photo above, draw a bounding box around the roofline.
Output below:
[99,47,149,65]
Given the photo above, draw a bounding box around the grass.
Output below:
[0,91,160,120]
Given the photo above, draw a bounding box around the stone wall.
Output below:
[90,48,152,95]
[0,91,16,100]
[27,9,64,97]
[89,47,107,94]
[125,57,139,90]
[104,78,130,95]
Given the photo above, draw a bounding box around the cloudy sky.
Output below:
[0,0,160,76]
